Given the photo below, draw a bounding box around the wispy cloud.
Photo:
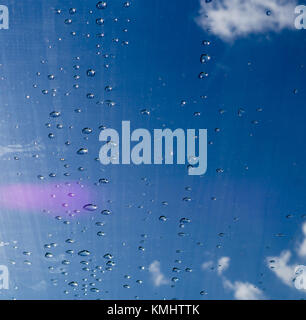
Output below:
[201,260,214,270]
[297,223,306,257]
[202,256,264,299]
[0,140,44,158]
[148,261,169,287]
[266,223,306,287]
[224,279,265,300]
[218,256,230,275]
[267,250,296,287]
[196,0,297,41]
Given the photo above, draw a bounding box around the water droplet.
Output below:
[198,72,208,79]
[87,69,96,77]
[96,1,107,9]
[96,18,104,25]
[77,148,88,155]
[82,127,93,134]
[101,209,111,215]
[50,111,61,118]
[83,204,98,212]
[78,250,91,257]
[200,54,211,63]
[69,281,78,287]
[69,8,77,14]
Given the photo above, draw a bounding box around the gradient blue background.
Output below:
[0,0,304,299]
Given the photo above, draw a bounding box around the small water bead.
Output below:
[50,111,61,118]
[45,252,53,258]
[82,127,93,134]
[101,209,111,215]
[87,93,95,99]
[103,253,113,259]
[48,74,55,80]
[83,204,98,212]
[48,133,55,139]
[180,218,191,224]
[77,148,88,155]
[78,250,91,257]
[198,72,208,79]
[200,54,211,64]
[87,69,96,77]
[104,100,116,107]
[97,231,106,237]
[96,18,104,25]
[69,8,77,14]
[68,281,78,287]
[159,216,167,222]
[99,178,109,184]
[96,1,107,9]
[124,1,131,7]
[64,19,72,25]
[140,109,150,115]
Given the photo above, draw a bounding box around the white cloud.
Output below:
[0,140,43,158]
[202,256,264,299]
[224,279,265,300]
[218,256,230,275]
[201,260,214,270]
[267,223,306,287]
[266,250,296,287]
[196,0,297,41]
[148,261,169,287]
[31,280,47,291]
[297,223,306,257]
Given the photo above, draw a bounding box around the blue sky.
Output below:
[0,0,305,299]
